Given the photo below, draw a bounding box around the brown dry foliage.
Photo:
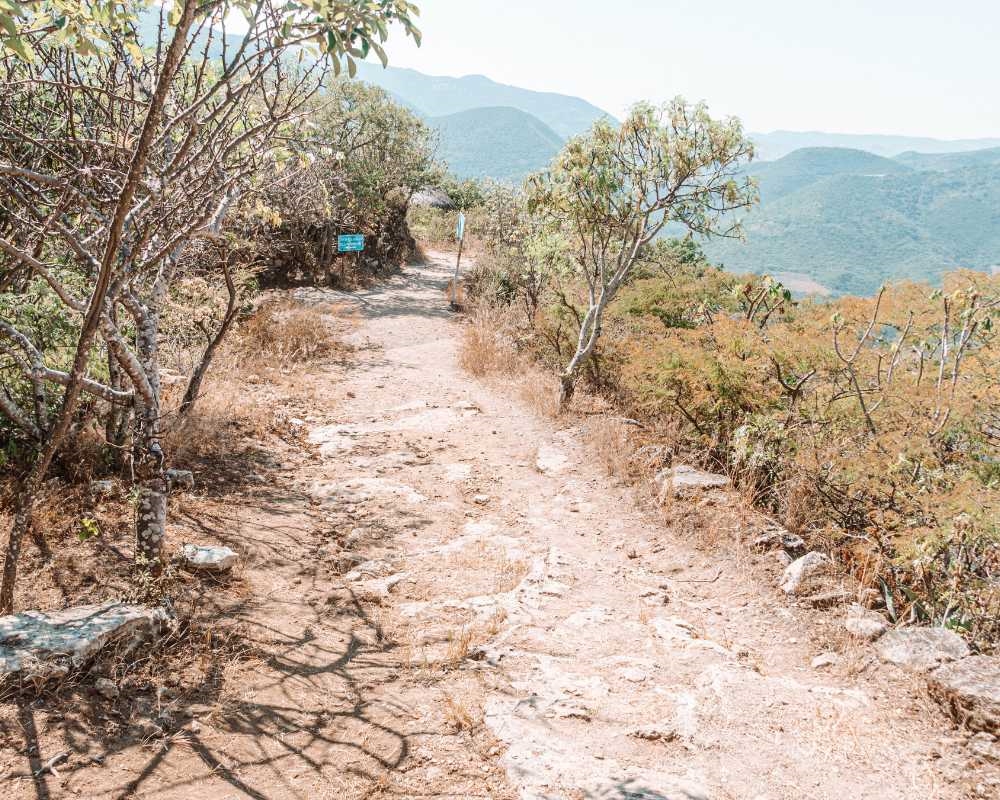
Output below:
[458,306,520,377]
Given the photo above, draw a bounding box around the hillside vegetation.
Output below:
[703,148,1000,295]
[752,130,1000,161]
[445,184,1000,650]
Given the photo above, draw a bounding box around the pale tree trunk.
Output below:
[133,309,167,572]
[558,297,606,408]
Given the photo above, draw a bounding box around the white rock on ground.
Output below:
[181,544,238,572]
[0,601,168,678]
[845,604,889,640]
[654,465,729,500]
[927,656,1000,734]
[779,551,829,595]
[876,627,970,672]
[812,652,840,669]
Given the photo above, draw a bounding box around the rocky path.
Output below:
[11,251,986,799]
[295,252,979,800]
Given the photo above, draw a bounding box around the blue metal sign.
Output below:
[455,212,466,242]
[337,234,365,253]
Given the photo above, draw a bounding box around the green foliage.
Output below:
[2,1,421,70]
[525,98,757,395]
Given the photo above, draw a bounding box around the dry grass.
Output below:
[442,693,483,732]
[588,418,633,480]
[494,553,529,593]
[238,296,345,368]
[445,626,475,667]
[459,306,519,377]
[516,370,560,418]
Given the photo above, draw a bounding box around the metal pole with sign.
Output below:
[451,212,466,309]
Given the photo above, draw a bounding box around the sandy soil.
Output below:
[1,251,993,799]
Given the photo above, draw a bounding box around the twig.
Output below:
[662,567,723,584]
[34,751,68,778]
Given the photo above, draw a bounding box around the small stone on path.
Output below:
[181,544,238,572]
[654,465,729,500]
[780,551,830,595]
[845,604,888,640]
[812,652,840,669]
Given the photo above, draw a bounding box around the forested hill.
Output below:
[430,107,563,183]
[702,147,1000,295]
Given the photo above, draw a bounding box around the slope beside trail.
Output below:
[10,251,984,800]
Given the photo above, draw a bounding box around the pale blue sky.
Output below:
[377,0,1000,139]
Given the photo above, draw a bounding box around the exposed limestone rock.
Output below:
[0,602,168,678]
[89,479,116,496]
[654,465,729,500]
[181,544,238,572]
[967,732,1000,764]
[535,443,569,476]
[779,552,830,595]
[877,627,970,672]
[928,656,1000,733]
[355,573,408,603]
[845,604,889,640]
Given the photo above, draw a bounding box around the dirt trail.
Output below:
[7,252,983,799]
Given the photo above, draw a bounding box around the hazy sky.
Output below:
[376,0,1000,139]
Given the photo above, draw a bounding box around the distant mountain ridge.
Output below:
[354,63,613,139]
[751,130,1000,162]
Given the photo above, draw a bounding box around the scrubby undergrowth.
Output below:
[451,216,1000,652]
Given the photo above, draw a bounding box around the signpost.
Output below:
[337,234,365,253]
[451,212,466,309]
[337,234,365,283]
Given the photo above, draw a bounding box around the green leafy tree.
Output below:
[526,99,758,404]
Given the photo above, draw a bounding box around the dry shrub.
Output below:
[516,370,560,418]
[588,418,633,480]
[459,306,519,376]
[237,297,342,367]
[164,368,273,464]
[445,626,474,667]
[443,693,482,732]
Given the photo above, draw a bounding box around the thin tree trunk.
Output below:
[179,256,238,416]
[0,2,198,613]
